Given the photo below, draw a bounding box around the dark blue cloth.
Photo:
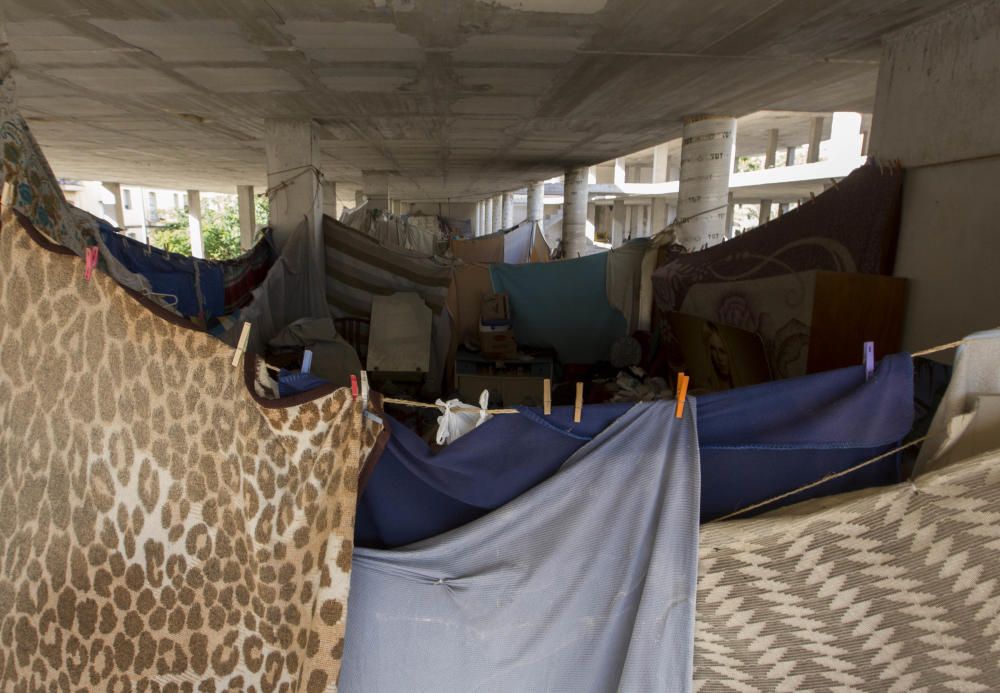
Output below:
[277,369,330,397]
[356,353,914,549]
[98,222,225,320]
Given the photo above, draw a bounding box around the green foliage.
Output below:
[150,194,269,260]
[735,155,763,173]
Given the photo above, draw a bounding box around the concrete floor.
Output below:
[6,0,957,199]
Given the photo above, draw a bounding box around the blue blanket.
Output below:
[98,222,225,320]
[490,253,626,363]
[356,353,913,548]
[342,401,700,693]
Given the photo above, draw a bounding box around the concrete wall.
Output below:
[869,0,1000,355]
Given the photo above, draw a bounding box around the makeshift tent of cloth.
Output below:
[440,215,473,239]
[323,214,456,392]
[695,331,1000,690]
[356,353,912,548]
[340,202,442,255]
[652,161,903,374]
[97,219,276,326]
[1,93,274,328]
[0,207,385,689]
[341,401,700,693]
[491,252,627,363]
[449,220,550,265]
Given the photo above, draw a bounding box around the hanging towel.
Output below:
[341,401,700,693]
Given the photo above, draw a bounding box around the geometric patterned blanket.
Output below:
[696,448,1000,690]
[0,208,383,690]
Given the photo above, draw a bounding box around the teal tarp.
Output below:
[490,253,626,364]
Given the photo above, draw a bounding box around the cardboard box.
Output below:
[481,293,510,323]
[479,323,517,359]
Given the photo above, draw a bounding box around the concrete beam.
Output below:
[187,190,204,259]
[237,184,255,250]
[264,118,322,258]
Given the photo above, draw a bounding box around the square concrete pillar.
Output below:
[187,190,204,259]
[322,179,338,220]
[765,128,779,168]
[265,119,323,260]
[363,171,391,215]
[807,116,824,163]
[103,182,126,228]
[237,185,256,250]
[651,144,669,183]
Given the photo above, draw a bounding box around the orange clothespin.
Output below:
[543,378,551,416]
[573,382,583,423]
[674,372,689,419]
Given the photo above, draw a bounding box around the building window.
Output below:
[147,192,159,222]
[123,189,132,210]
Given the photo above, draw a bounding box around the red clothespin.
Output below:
[350,374,359,399]
[675,372,690,419]
[863,341,875,381]
[84,246,99,282]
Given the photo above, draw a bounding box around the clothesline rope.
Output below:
[707,435,929,523]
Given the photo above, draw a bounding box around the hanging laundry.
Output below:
[502,219,534,263]
[449,231,505,264]
[0,209,384,689]
[355,353,912,548]
[435,390,492,445]
[491,252,627,364]
[341,401,700,693]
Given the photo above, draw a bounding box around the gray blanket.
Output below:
[340,401,700,692]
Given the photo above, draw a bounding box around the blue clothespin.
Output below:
[863,341,875,381]
[301,349,313,374]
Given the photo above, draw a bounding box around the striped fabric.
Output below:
[323,215,455,318]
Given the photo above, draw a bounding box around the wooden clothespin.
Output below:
[863,341,875,381]
[360,371,370,408]
[232,322,252,367]
[674,372,690,419]
[301,349,313,375]
[84,246,99,282]
[543,378,552,416]
[573,382,583,423]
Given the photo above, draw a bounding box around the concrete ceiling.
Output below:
[5,0,956,199]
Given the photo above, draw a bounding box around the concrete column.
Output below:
[807,116,824,163]
[765,128,779,168]
[652,144,669,183]
[611,199,626,248]
[237,185,256,250]
[613,158,627,186]
[785,146,797,167]
[724,193,735,240]
[501,192,514,228]
[526,181,545,222]
[492,194,502,231]
[362,171,391,216]
[264,118,322,258]
[104,182,126,228]
[355,189,365,209]
[186,190,204,259]
[759,200,772,225]
[829,111,863,161]
[484,197,494,234]
[322,179,338,220]
[563,166,589,257]
[675,115,737,251]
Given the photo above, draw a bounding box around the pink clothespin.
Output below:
[350,374,359,399]
[84,247,99,282]
[863,341,875,381]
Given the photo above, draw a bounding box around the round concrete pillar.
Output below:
[501,192,514,228]
[492,194,503,231]
[563,166,589,258]
[526,181,545,222]
[484,197,494,234]
[675,115,737,251]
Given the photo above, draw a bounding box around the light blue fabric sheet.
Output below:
[490,252,626,363]
[341,401,699,693]
[502,220,533,264]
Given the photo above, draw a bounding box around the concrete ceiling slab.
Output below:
[4,0,958,198]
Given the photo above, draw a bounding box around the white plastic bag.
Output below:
[435,390,491,445]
